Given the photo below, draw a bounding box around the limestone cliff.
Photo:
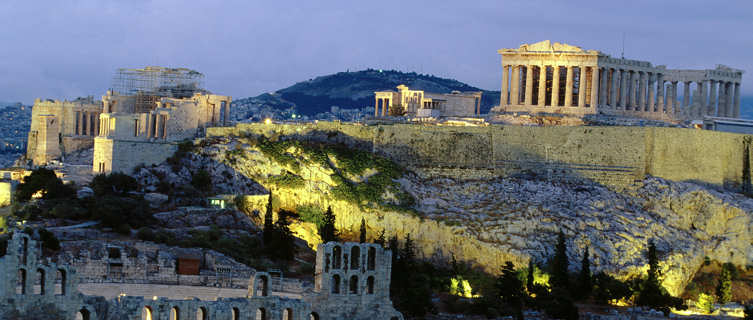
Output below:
[187,135,753,296]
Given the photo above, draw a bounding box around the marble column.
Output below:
[511,66,520,105]
[374,98,379,116]
[619,69,628,110]
[77,111,83,135]
[698,81,708,116]
[552,66,561,107]
[629,72,638,111]
[656,74,664,112]
[638,72,647,112]
[717,81,726,116]
[564,66,574,107]
[578,67,587,107]
[670,82,679,114]
[708,80,717,116]
[682,82,691,115]
[590,67,600,108]
[609,69,619,108]
[538,66,547,107]
[94,113,99,136]
[599,68,608,107]
[734,82,741,118]
[524,66,534,106]
[647,73,656,112]
[501,65,509,106]
[725,82,734,117]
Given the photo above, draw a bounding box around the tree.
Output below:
[359,218,367,243]
[91,172,138,196]
[15,168,74,202]
[263,193,274,246]
[497,261,525,319]
[577,247,592,299]
[717,263,733,303]
[401,234,416,267]
[267,209,296,261]
[190,169,212,193]
[551,230,569,290]
[374,229,386,247]
[319,206,339,242]
[390,233,432,318]
[636,240,685,315]
[527,259,535,294]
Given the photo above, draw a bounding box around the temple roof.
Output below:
[499,40,600,54]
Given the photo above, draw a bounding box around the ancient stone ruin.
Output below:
[0,233,403,319]
[495,40,744,121]
[373,84,483,118]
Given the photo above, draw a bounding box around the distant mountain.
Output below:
[740,96,753,120]
[232,69,500,117]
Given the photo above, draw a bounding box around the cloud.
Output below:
[0,0,751,104]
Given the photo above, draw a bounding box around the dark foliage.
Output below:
[91,172,138,196]
[636,240,685,316]
[592,272,633,304]
[576,247,592,299]
[319,206,339,242]
[551,230,569,290]
[390,233,433,317]
[717,262,734,303]
[359,218,367,243]
[190,169,212,193]
[14,168,75,202]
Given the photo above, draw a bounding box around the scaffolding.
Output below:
[112,66,206,113]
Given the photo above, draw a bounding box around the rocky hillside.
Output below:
[174,133,753,297]
[232,69,501,118]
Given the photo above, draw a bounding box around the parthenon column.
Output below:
[552,66,561,107]
[733,82,741,118]
[682,82,691,116]
[77,111,83,135]
[619,69,628,110]
[656,74,664,112]
[629,72,638,111]
[609,69,619,108]
[578,67,587,107]
[639,72,647,112]
[564,66,574,107]
[647,73,656,112]
[708,80,717,116]
[538,66,547,107]
[724,82,735,117]
[511,66,520,105]
[590,67,600,108]
[698,81,708,116]
[717,81,726,116]
[524,66,534,106]
[501,65,509,106]
[599,68,608,107]
[670,82,678,114]
[94,113,99,136]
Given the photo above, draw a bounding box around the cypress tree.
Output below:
[527,259,535,293]
[551,230,569,290]
[717,263,733,303]
[359,218,367,243]
[319,206,339,242]
[271,209,296,260]
[577,247,592,299]
[262,193,274,246]
[374,229,386,247]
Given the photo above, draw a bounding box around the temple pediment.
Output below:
[520,40,584,53]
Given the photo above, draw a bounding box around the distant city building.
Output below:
[494,40,744,122]
[374,84,482,118]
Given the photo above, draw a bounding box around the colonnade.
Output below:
[76,110,100,136]
[501,64,600,109]
[374,97,392,117]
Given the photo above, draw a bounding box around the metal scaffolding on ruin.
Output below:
[111,66,205,113]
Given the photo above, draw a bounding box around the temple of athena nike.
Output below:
[493,40,744,121]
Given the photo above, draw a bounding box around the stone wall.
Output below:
[208,122,753,191]
[93,137,177,174]
[0,180,15,207]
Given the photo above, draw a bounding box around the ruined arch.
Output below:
[252,273,270,297]
[309,312,320,320]
[256,308,266,320]
[16,268,26,294]
[196,306,207,320]
[232,307,240,320]
[170,306,180,320]
[331,274,341,294]
[141,306,153,320]
[283,308,294,320]
[367,276,375,294]
[56,268,67,295]
[76,308,91,320]
[367,247,376,270]
[21,236,29,265]
[35,268,45,295]
[332,245,342,269]
[349,275,359,294]
[350,246,360,269]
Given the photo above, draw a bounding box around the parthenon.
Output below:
[494,40,744,121]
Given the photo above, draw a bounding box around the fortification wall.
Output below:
[93,137,177,174]
[208,122,753,191]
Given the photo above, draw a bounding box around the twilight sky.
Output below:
[1,0,751,104]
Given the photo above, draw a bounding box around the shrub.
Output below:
[696,293,715,313]
[91,172,138,196]
[15,168,75,202]
[38,228,60,251]
[137,227,156,242]
[297,205,325,229]
[191,169,212,193]
[268,171,305,189]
